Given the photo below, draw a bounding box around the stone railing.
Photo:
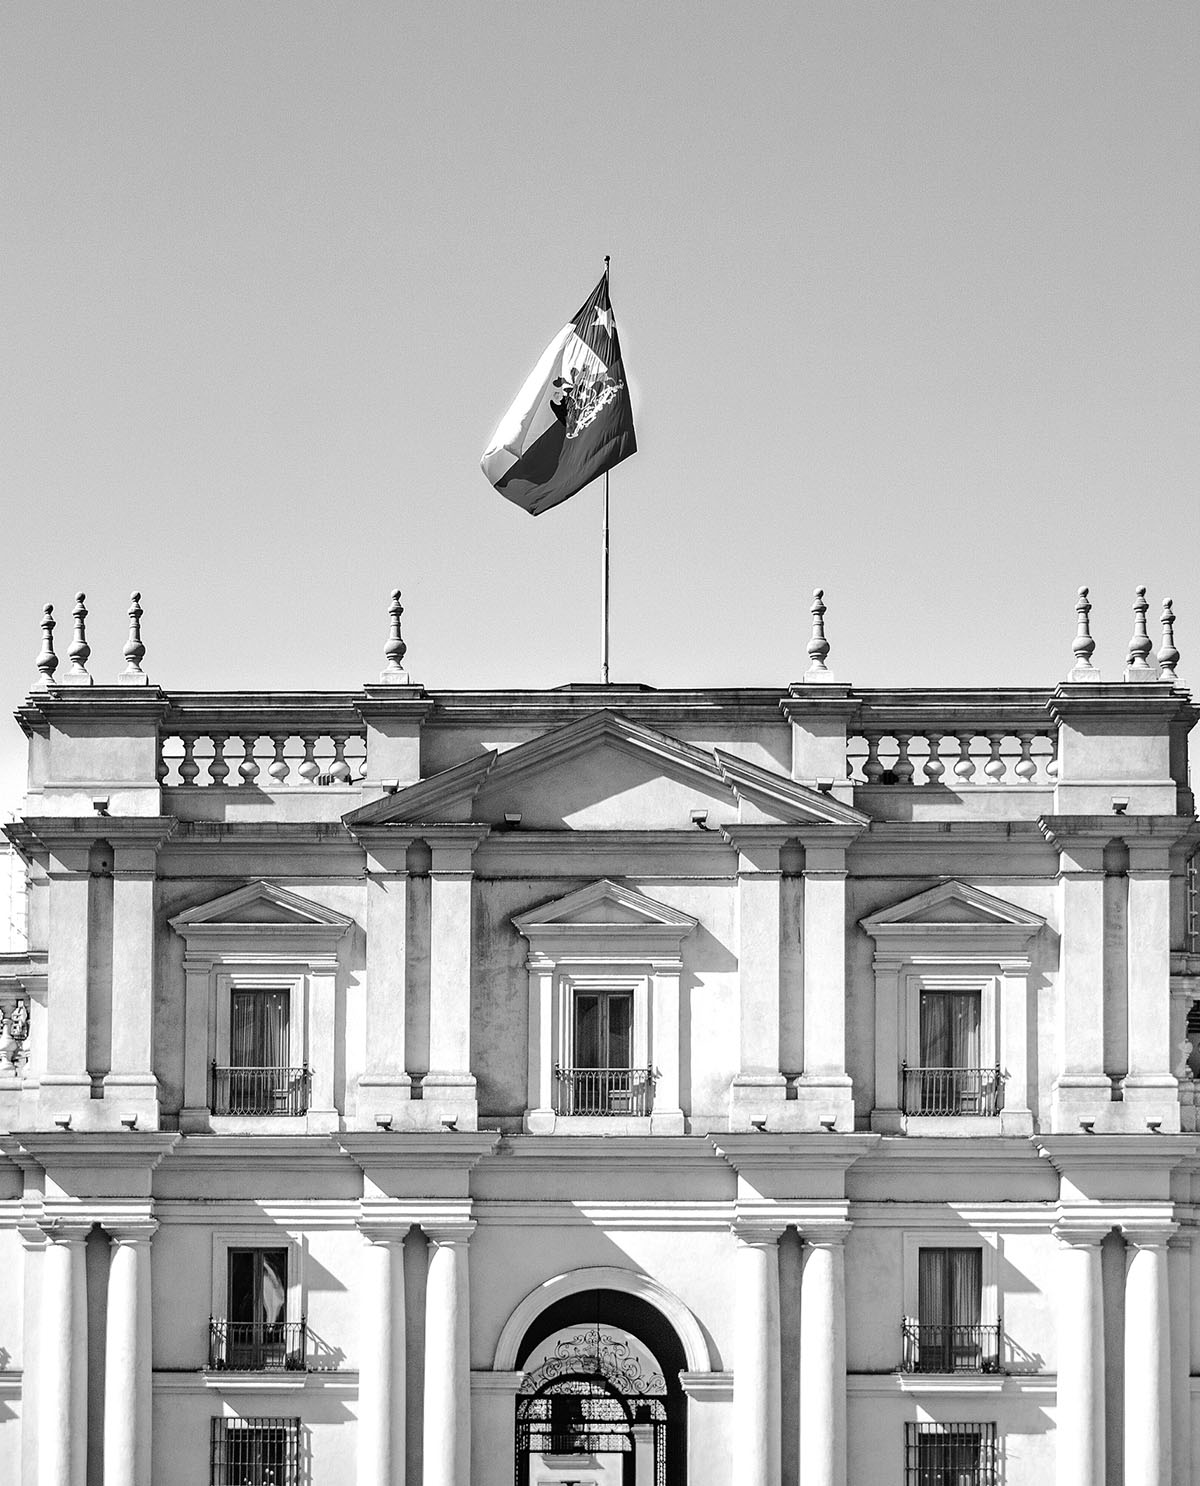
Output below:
[847,691,1057,789]
[158,696,367,788]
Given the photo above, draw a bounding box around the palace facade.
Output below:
[1,586,1199,1486]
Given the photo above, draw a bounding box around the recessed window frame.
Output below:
[210,1415,302,1486]
[901,1230,1001,1374]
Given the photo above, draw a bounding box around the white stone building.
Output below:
[1,586,1199,1486]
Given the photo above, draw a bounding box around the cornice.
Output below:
[6,1132,179,1173]
[16,816,178,853]
[338,1131,500,1173]
[710,1132,880,1174]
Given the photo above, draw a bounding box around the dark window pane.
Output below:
[575,995,601,1066]
[605,993,632,1069]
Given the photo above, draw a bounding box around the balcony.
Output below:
[901,1320,1002,1374]
[210,1063,311,1117]
[901,1065,1003,1117]
[554,1066,654,1116]
[209,1317,309,1371]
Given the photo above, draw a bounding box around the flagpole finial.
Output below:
[379,587,410,684]
[804,588,835,683]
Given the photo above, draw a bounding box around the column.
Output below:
[649,960,684,1133]
[38,1220,90,1486]
[870,956,902,1132]
[179,954,212,1131]
[307,958,338,1127]
[356,839,413,1127]
[103,846,159,1120]
[523,956,555,1133]
[358,1225,409,1486]
[423,1223,474,1486]
[1053,1226,1106,1486]
[1051,841,1110,1128]
[998,959,1034,1135]
[799,1226,848,1486]
[1168,1234,1191,1486]
[41,851,92,1119]
[1125,1229,1173,1486]
[424,830,487,1124]
[732,1221,781,1486]
[797,841,854,1130]
[103,1219,156,1486]
[1125,847,1179,1127]
[727,831,786,1125]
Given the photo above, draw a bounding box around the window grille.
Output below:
[904,1422,997,1486]
[210,1416,301,1486]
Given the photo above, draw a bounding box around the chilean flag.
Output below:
[480,271,637,516]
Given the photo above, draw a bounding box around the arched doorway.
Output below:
[512,1289,688,1486]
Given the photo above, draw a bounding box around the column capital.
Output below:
[800,1220,852,1248]
[1121,1223,1178,1250]
[1052,1220,1112,1248]
[38,1217,93,1244]
[423,1219,476,1246]
[358,1219,412,1247]
[104,1217,158,1245]
[731,1218,786,1247]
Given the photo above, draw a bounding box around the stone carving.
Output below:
[519,1327,666,1397]
[0,1000,31,1075]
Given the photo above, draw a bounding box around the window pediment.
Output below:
[513,879,697,963]
[860,880,1045,963]
[170,881,353,961]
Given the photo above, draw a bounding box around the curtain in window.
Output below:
[231,989,289,1068]
[920,991,980,1068]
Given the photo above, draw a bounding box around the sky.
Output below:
[1,3,1198,810]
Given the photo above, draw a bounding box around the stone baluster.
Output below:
[952,733,975,787]
[237,736,259,786]
[424,1223,475,1486]
[155,745,168,785]
[804,588,833,681]
[1069,585,1100,680]
[1014,732,1037,781]
[178,736,199,787]
[1054,1224,1106,1486]
[862,734,883,784]
[268,735,290,785]
[893,734,914,785]
[329,734,352,783]
[800,1225,849,1486]
[1125,586,1155,681]
[38,1218,91,1486]
[984,733,1006,784]
[1125,1227,1173,1486]
[35,603,58,688]
[732,1221,782,1486]
[119,592,149,685]
[1157,599,1179,683]
[380,588,410,683]
[208,735,229,786]
[298,734,319,783]
[923,734,944,784]
[63,591,92,686]
[357,1223,409,1486]
[1046,733,1059,778]
[104,1218,157,1486]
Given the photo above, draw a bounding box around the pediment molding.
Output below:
[513,878,698,961]
[859,879,1045,960]
[169,880,353,948]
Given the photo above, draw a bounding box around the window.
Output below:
[210,1417,301,1486]
[557,988,652,1115]
[209,1233,307,1372]
[904,989,1001,1116]
[209,988,310,1117]
[903,1248,998,1372]
[904,1423,997,1486]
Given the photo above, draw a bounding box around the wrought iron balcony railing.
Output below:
[901,1065,1003,1117]
[553,1066,654,1116]
[210,1063,311,1117]
[208,1317,309,1371]
[901,1320,1002,1373]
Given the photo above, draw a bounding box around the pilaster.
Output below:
[724,827,788,1128]
[794,835,855,1132]
[424,827,489,1130]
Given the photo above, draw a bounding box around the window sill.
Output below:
[900,1115,1004,1137]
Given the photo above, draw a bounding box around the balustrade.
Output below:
[847,727,1057,788]
[210,1062,311,1116]
[208,1317,309,1371]
[901,1320,1002,1373]
[159,730,366,787]
[901,1065,1004,1117]
[554,1066,654,1116]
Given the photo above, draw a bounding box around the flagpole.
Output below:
[601,255,611,685]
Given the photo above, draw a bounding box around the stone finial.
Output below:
[61,592,93,686]
[1157,597,1180,683]
[35,603,58,688]
[804,588,834,682]
[119,591,150,685]
[379,587,410,684]
[1068,586,1099,681]
[1124,584,1154,681]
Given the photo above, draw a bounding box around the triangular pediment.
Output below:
[169,880,354,933]
[514,878,699,935]
[860,880,1045,937]
[345,710,869,833]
